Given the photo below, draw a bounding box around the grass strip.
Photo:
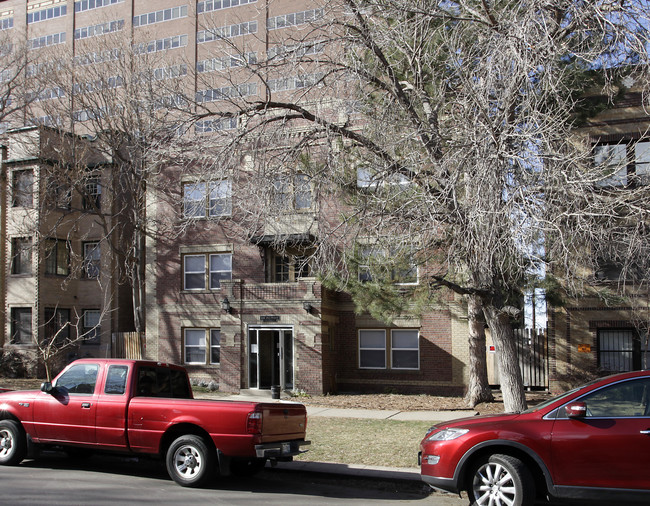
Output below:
[295,417,437,469]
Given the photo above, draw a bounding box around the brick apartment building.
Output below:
[1,125,134,374]
[548,81,650,393]
[1,0,648,395]
[0,0,471,394]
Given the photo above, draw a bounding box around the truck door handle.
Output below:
[640,430,650,435]
[81,402,91,409]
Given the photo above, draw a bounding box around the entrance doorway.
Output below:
[249,327,294,390]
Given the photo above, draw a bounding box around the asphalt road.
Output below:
[0,452,468,505]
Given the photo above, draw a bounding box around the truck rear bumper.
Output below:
[255,440,311,459]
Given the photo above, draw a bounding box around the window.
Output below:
[559,377,650,418]
[359,330,386,369]
[183,253,232,290]
[269,251,311,282]
[391,330,419,370]
[184,328,221,365]
[184,255,206,290]
[272,174,312,211]
[83,242,101,278]
[598,329,644,373]
[136,366,191,398]
[83,177,102,210]
[83,310,101,343]
[75,0,124,14]
[133,5,188,27]
[12,170,33,207]
[44,239,70,275]
[11,238,32,275]
[357,166,410,191]
[28,4,67,24]
[209,254,232,289]
[48,179,72,209]
[54,363,99,394]
[44,308,71,344]
[104,365,128,394]
[210,329,221,364]
[595,144,627,187]
[358,246,418,285]
[595,140,650,187]
[359,329,419,370]
[11,308,32,344]
[183,180,231,218]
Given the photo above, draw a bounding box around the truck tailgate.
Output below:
[257,402,307,442]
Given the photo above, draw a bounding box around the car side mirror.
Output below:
[41,382,54,394]
[565,401,588,418]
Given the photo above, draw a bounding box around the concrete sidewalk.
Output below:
[305,405,477,422]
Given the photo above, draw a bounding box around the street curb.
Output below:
[270,460,422,482]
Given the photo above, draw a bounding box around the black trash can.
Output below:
[271,385,281,399]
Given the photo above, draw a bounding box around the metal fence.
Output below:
[514,328,548,390]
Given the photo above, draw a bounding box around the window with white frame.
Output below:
[209,254,232,289]
[184,328,220,364]
[359,329,420,370]
[210,329,221,364]
[184,255,206,290]
[183,253,232,290]
[83,310,101,343]
[359,330,386,369]
[391,330,419,370]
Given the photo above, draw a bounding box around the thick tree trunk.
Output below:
[464,295,494,407]
[482,305,527,412]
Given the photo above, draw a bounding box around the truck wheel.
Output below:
[468,453,535,506]
[230,457,267,476]
[0,420,27,466]
[166,434,214,487]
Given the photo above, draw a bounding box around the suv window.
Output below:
[559,377,650,418]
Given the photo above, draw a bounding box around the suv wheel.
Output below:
[468,453,535,506]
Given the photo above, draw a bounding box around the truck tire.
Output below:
[165,434,215,487]
[0,419,27,466]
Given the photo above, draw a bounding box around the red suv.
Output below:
[419,370,650,505]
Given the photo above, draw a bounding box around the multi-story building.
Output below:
[1,125,134,375]
[0,0,472,394]
[548,79,650,393]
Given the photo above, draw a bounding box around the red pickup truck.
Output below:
[0,359,309,487]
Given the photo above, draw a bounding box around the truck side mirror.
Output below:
[41,382,54,394]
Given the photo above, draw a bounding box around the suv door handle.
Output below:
[81,402,91,409]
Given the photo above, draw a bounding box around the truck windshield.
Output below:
[136,366,191,398]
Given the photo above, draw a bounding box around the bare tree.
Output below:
[184,0,650,411]
[30,30,205,333]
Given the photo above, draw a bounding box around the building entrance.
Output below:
[248,326,294,390]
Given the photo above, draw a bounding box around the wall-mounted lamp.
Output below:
[303,302,312,314]
[221,297,232,314]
